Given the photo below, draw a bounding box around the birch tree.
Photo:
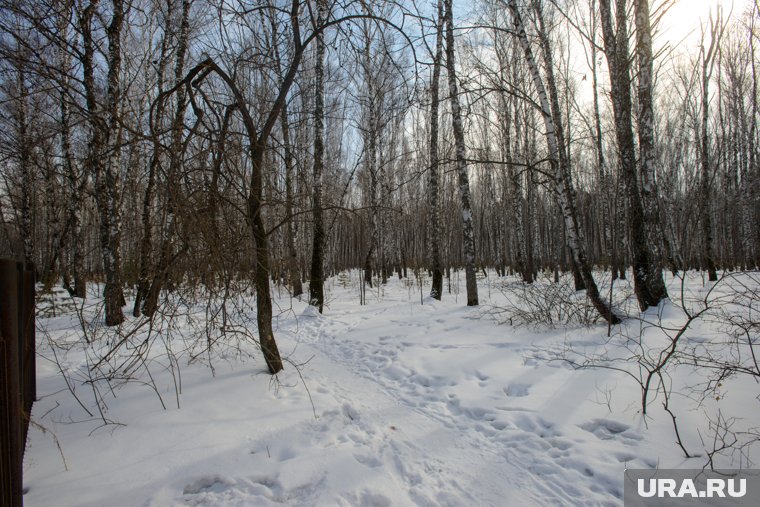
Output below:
[699,9,726,282]
[57,0,87,298]
[444,0,478,306]
[599,0,666,311]
[508,0,619,324]
[80,0,126,326]
[309,0,327,312]
[634,0,671,283]
[428,0,445,300]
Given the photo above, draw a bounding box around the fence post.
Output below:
[0,258,23,507]
[19,262,36,442]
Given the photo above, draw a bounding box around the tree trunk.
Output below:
[428,0,444,300]
[15,66,34,267]
[589,0,614,272]
[280,97,303,298]
[360,15,380,295]
[444,0,478,306]
[509,0,619,323]
[134,8,173,316]
[700,12,722,282]
[142,0,192,318]
[309,0,327,312]
[634,0,670,291]
[59,39,87,298]
[81,0,125,326]
[599,0,666,310]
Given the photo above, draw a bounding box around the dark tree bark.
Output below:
[428,0,444,300]
[142,0,192,318]
[81,0,125,326]
[444,0,478,306]
[309,0,327,312]
[599,0,666,310]
[14,65,34,267]
[699,11,724,282]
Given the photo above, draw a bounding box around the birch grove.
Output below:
[1,0,759,372]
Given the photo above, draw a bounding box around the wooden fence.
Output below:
[1,259,36,507]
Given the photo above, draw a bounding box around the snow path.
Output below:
[286,294,625,506]
[25,278,676,507]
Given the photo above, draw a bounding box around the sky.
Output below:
[556,0,756,108]
[658,0,752,51]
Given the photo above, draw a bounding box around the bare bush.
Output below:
[484,272,632,329]
[548,270,760,468]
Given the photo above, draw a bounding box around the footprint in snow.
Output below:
[353,453,382,468]
[343,490,392,507]
[505,384,530,397]
[579,418,643,446]
[182,475,233,495]
[342,403,360,422]
[513,413,559,438]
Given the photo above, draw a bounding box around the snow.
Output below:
[24,271,760,506]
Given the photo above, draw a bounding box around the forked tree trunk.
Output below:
[149,0,316,374]
[134,6,174,316]
[81,0,125,326]
[599,0,667,310]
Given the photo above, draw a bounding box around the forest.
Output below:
[1,0,759,362]
[3,0,760,504]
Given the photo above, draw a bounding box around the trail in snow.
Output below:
[289,295,626,506]
[25,273,739,507]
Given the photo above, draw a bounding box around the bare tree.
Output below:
[634,0,672,283]
[133,0,182,316]
[508,0,619,324]
[80,0,127,326]
[428,0,445,300]
[309,0,327,312]
[699,8,726,282]
[270,13,304,298]
[599,0,666,311]
[142,0,192,318]
[444,0,478,306]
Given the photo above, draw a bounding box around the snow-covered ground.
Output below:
[23,271,760,506]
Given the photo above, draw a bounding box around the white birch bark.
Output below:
[634,0,671,286]
[509,0,618,323]
[599,0,666,309]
